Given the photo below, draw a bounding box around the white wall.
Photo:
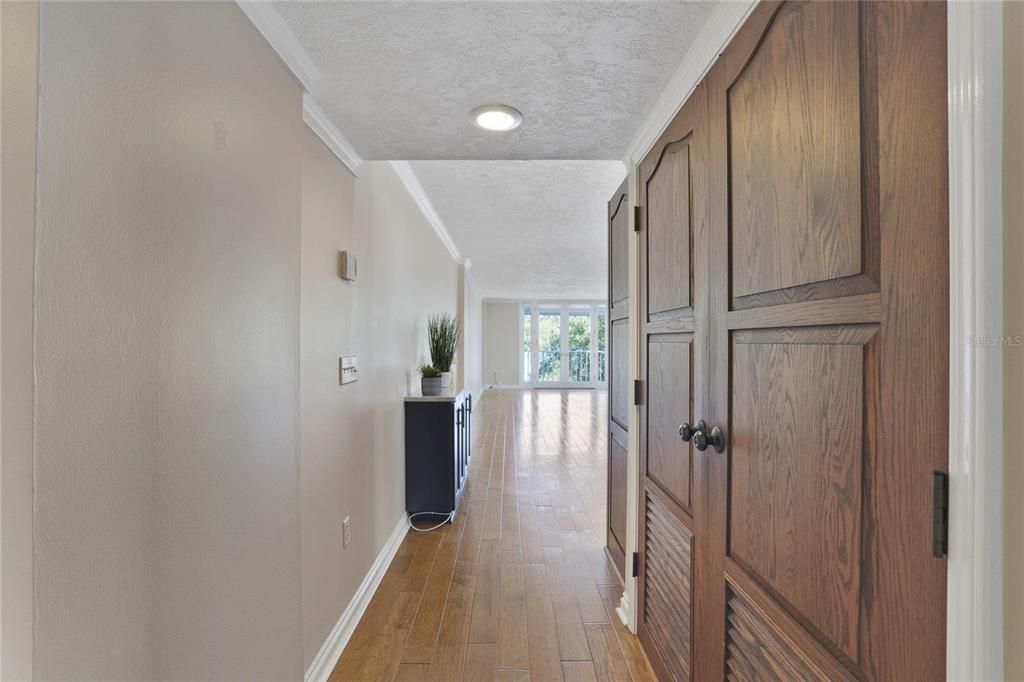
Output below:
[299,129,358,667]
[1,2,38,677]
[483,301,521,387]
[31,3,304,678]
[299,153,459,668]
[460,268,484,396]
[7,3,471,678]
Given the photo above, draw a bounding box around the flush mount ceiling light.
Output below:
[469,104,523,132]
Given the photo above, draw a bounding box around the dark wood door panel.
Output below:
[646,334,693,513]
[728,0,879,310]
[607,178,629,581]
[638,67,709,682]
[641,492,693,682]
[729,324,877,664]
[610,186,629,308]
[724,577,857,682]
[724,561,858,682]
[730,0,861,298]
[645,137,693,320]
[610,318,629,429]
[608,421,628,570]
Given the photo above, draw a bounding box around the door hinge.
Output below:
[631,552,640,577]
[932,471,949,558]
[633,205,641,232]
[633,380,644,406]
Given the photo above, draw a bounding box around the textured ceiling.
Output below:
[410,161,626,299]
[274,1,715,160]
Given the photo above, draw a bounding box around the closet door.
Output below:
[700,2,949,679]
[606,179,630,578]
[636,85,710,682]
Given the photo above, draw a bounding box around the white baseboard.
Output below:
[616,590,631,629]
[304,514,409,682]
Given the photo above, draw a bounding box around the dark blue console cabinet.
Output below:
[404,389,472,523]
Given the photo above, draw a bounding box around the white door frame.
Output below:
[946,2,1004,679]
[617,2,1006,676]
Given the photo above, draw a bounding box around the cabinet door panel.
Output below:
[646,335,692,513]
[610,190,629,309]
[730,1,862,300]
[646,139,692,320]
[610,319,629,429]
[642,493,692,681]
[729,325,873,662]
[608,422,628,566]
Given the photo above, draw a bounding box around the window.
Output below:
[519,302,607,386]
[522,305,532,383]
[537,305,561,382]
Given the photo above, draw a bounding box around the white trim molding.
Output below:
[615,590,631,629]
[237,2,364,177]
[621,0,757,166]
[235,1,320,92]
[304,515,409,682]
[946,2,1004,680]
[303,94,362,177]
[390,161,463,264]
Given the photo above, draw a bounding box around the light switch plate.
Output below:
[340,356,358,385]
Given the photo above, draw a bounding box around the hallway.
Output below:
[330,390,654,681]
[4,1,1010,678]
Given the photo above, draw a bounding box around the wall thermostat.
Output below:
[338,251,357,281]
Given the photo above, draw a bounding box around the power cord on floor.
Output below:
[408,511,454,532]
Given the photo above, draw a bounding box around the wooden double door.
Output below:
[636,2,948,680]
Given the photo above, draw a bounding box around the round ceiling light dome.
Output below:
[470,104,523,132]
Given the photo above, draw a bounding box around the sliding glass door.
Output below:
[536,304,562,384]
[521,302,607,387]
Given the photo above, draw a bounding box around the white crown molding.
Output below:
[235,1,320,92]
[303,94,362,177]
[236,2,363,176]
[621,0,757,167]
[304,514,409,682]
[389,161,463,264]
[946,1,1004,680]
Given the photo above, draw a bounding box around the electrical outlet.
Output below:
[343,516,352,548]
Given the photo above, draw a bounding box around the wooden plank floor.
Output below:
[329,389,656,682]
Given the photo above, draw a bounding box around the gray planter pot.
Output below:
[421,376,443,396]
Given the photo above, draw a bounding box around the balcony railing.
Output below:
[568,350,591,382]
[524,350,607,383]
